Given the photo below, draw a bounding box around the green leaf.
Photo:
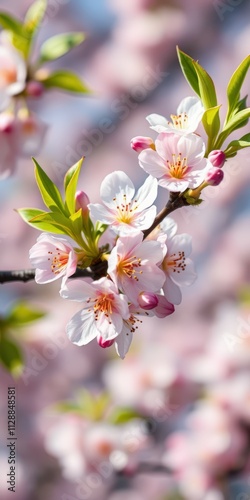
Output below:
[108,407,142,425]
[17,208,49,227]
[192,60,217,109]
[215,108,250,149]
[0,337,24,377]
[33,158,65,213]
[176,47,200,96]
[39,32,85,63]
[224,133,250,157]
[29,211,75,237]
[70,209,83,235]
[0,12,23,35]
[7,302,45,327]
[226,55,250,120]
[39,70,91,94]
[24,0,47,39]
[202,105,221,140]
[64,158,83,214]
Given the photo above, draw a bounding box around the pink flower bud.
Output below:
[208,150,225,168]
[131,136,155,153]
[98,337,115,348]
[204,166,224,186]
[0,113,15,133]
[138,291,158,310]
[154,295,175,318]
[26,81,44,97]
[75,190,90,218]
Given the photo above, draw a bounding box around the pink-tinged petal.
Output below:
[170,258,197,287]
[115,329,133,359]
[134,175,158,210]
[66,309,98,346]
[60,279,96,302]
[97,311,122,339]
[146,113,169,131]
[35,268,62,284]
[139,149,167,178]
[162,276,182,305]
[88,203,116,225]
[100,171,135,208]
[168,234,193,258]
[137,240,165,265]
[158,177,189,192]
[160,217,177,239]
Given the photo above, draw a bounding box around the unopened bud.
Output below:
[204,166,224,186]
[26,81,44,97]
[154,295,175,318]
[138,292,158,310]
[208,150,225,168]
[98,337,115,349]
[131,136,155,153]
[0,112,15,133]
[75,190,90,218]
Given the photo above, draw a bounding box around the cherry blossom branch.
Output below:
[0,268,93,284]
[143,191,189,239]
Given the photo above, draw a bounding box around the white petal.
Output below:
[163,276,182,305]
[168,234,193,258]
[160,217,177,239]
[139,149,167,177]
[134,175,158,210]
[115,330,133,359]
[170,258,197,287]
[66,309,98,345]
[158,177,189,192]
[88,203,115,224]
[146,113,170,132]
[60,279,95,302]
[100,171,135,208]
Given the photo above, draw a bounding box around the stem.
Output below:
[0,268,93,284]
[143,192,188,239]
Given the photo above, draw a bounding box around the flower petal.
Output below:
[66,309,98,345]
[100,171,135,208]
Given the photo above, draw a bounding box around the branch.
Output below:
[0,268,93,284]
[143,192,188,239]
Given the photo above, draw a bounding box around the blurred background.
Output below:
[0,0,250,499]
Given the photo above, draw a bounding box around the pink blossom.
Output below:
[108,231,166,305]
[146,96,204,135]
[204,166,224,186]
[156,218,196,305]
[29,233,78,284]
[60,277,130,346]
[88,170,158,235]
[0,41,26,100]
[208,150,225,168]
[139,132,208,192]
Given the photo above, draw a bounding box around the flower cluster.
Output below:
[29,166,197,358]
[19,48,250,360]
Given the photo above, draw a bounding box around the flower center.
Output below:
[113,193,138,224]
[0,67,17,86]
[47,248,69,274]
[117,255,142,281]
[166,152,189,179]
[92,293,114,321]
[169,112,188,130]
[163,251,186,273]
[125,314,143,333]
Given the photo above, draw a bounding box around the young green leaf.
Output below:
[192,60,217,109]
[226,55,250,120]
[64,158,83,214]
[0,12,23,35]
[108,407,142,425]
[70,209,84,235]
[176,47,200,96]
[29,211,75,238]
[224,133,250,157]
[39,32,85,63]
[202,105,221,141]
[33,158,66,213]
[215,108,250,149]
[17,207,49,226]
[24,0,47,40]
[0,337,24,377]
[39,70,91,94]
[7,302,45,326]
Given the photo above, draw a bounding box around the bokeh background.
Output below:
[0,1,250,499]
